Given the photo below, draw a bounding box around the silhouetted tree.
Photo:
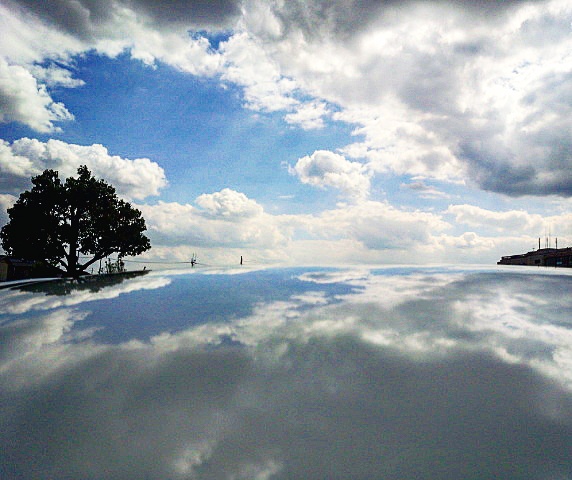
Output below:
[0,166,151,277]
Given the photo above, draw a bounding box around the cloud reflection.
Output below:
[0,271,170,316]
[2,267,572,479]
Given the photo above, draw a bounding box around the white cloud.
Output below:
[1,138,167,200]
[438,231,496,251]
[238,0,572,196]
[196,188,264,219]
[0,193,16,228]
[3,0,572,267]
[126,27,224,76]
[135,191,572,267]
[0,139,40,178]
[136,193,458,266]
[446,204,544,233]
[308,200,449,250]
[29,63,85,88]
[0,1,226,133]
[2,0,572,202]
[139,191,288,251]
[0,59,74,132]
[289,150,371,200]
[219,31,299,112]
[0,3,87,66]
[284,101,328,130]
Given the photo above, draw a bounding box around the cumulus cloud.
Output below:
[196,188,264,219]
[446,204,544,233]
[4,0,570,201]
[136,193,459,266]
[289,150,371,200]
[311,200,449,249]
[0,59,74,132]
[0,139,39,179]
[438,231,496,251]
[139,191,288,250]
[0,193,16,228]
[0,138,167,200]
[219,32,298,112]
[0,0,229,132]
[3,0,572,276]
[245,0,572,197]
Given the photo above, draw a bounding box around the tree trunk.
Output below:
[67,211,80,277]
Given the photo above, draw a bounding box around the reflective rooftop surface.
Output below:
[2,266,572,479]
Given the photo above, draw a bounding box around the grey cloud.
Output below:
[127,0,241,28]
[459,141,539,196]
[273,0,566,199]
[0,195,15,227]
[444,0,545,14]
[413,61,572,197]
[4,0,114,40]
[268,0,395,40]
[458,127,572,198]
[517,10,572,47]
[0,174,32,196]
[266,0,545,41]
[5,0,241,39]
[397,50,464,115]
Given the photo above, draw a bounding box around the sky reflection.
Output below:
[1,267,572,479]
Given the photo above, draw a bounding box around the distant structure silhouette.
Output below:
[498,237,572,267]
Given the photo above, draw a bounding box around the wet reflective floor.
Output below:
[1,266,572,479]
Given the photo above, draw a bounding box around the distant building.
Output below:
[0,256,37,281]
[498,247,572,267]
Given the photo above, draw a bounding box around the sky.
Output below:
[1,0,572,267]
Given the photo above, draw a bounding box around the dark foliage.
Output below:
[0,166,151,277]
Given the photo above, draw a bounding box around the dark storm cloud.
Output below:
[2,269,572,478]
[414,59,572,198]
[458,122,572,197]
[469,157,572,198]
[5,0,541,41]
[4,0,115,40]
[128,0,241,27]
[268,0,544,40]
[4,0,241,39]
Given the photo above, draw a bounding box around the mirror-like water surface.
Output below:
[2,266,572,479]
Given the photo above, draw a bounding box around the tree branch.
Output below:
[80,253,108,271]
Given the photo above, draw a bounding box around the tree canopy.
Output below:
[0,166,151,277]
